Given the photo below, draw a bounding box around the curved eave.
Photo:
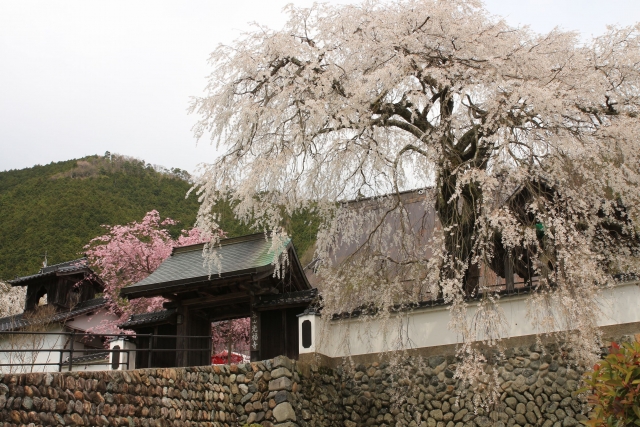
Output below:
[120,265,275,299]
[120,242,311,300]
[8,267,103,289]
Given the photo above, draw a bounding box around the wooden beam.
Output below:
[505,250,514,291]
[208,310,252,322]
[238,282,263,294]
[181,291,250,308]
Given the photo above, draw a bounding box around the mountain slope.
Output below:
[0,154,319,281]
[0,155,200,280]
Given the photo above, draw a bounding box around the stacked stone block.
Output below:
[296,343,589,427]
[0,355,302,427]
[0,340,611,427]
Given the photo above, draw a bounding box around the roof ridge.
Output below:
[171,232,268,255]
[128,308,176,319]
[120,308,176,328]
[73,296,107,308]
[9,259,95,285]
[0,297,108,332]
[39,257,87,273]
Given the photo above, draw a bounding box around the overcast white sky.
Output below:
[1,0,639,174]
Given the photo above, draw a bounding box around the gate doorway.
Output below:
[120,234,317,367]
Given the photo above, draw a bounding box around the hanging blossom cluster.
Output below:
[190,0,640,381]
[85,210,211,332]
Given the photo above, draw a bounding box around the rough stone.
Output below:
[269,377,292,392]
[0,344,607,427]
[505,397,517,410]
[275,390,291,404]
[454,409,468,422]
[272,356,293,371]
[21,396,33,410]
[273,402,296,422]
[430,409,444,421]
[271,368,293,380]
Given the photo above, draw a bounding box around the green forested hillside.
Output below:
[0,155,201,280]
[0,154,319,280]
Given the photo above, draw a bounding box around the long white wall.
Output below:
[0,323,117,373]
[0,325,67,373]
[0,307,122,373]
[300,281,640,358]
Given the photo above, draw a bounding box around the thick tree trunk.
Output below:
[436,169,482,298]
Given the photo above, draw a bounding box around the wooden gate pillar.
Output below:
[176,304,189,367]
[250,309,261,362]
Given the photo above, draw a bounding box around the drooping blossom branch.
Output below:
[84,210,210,332]
[190,0,640,386]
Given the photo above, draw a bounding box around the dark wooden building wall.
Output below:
[135,324,178,369]
[285,308,301,360]
[186,312,211,367]
[25,275,97,311]
[260,310,283,360]
[259,307,304,360]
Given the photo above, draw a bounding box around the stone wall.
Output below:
[0,355,302,427]
[1,335,638,427]
[295,341,592,427]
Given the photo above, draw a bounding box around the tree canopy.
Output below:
[84,210,210,331]
[191,0,640,375]
[0,154,201,280]
[0,154,320,281]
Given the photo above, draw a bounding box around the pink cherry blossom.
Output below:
[85,211,250,354]
[85,211,209,332]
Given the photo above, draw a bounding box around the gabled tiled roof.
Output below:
[121,233,292,296]
[0,297,107,332]
[63,351,109,364]
[120,309,176,329]
[40,259,87,274]
[8,258,93,286]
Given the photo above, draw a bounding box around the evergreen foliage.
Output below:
[0,155,200,280]
[0,154,318,281]
[583,341,640,427]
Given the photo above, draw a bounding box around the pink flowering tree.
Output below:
[211,318,251,363]
[85,210,209,332]
[86,211,251,356]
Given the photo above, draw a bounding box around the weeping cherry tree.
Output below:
[190,0,640,388]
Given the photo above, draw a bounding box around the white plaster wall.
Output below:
[109,338,136,371]
[66,309,119,332]
[305,281,640,358]
[0,325,67,373]
[298,314,318,353]
[0,319,121,373]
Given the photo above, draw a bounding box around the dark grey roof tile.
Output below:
[0,297,108,332]
[124,234,286,291]
[64,351,109,364]
[120,309,176,328]
[254,289,318,308]
[9,258,91,285]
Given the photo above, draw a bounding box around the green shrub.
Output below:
[582,341,640,427]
